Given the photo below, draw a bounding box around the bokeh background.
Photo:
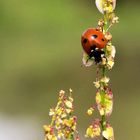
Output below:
[0,0,140,140]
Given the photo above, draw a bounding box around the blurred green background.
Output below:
[0,0,140,140]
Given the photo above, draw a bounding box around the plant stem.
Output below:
[101,115,107,140]
[102,67,106,77]
[101,11,109,140]
[69,134,74,140]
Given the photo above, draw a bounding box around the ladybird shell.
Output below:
[81,28,108,56]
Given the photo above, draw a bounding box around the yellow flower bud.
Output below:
[43,125,51,132]
[105,32,112,41]
[98,19,104,26]
[58,130,63,139]
[105,100,113,115]
[107,60,115,69]
[46,134,53,140]
[96,92,101,104]
[101,58,107,65]
[93,81,100,88]
[86,126,94,138]
[66,109,72,114]
[52,136,57,140]
[87,108,94,116]
[49,108,55,116]
[102,126,114,140]
[65,100,73,108]
[69,88,73,93]
[99,107,105,116]
[106,45,112,52]
[100,76,110,84]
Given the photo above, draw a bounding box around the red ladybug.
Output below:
[81,28,108,63]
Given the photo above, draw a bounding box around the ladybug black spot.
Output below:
[83,38,88,43]
[102,38,105,41]
[92,35,98,39]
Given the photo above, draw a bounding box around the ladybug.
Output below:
[81,28,108,63]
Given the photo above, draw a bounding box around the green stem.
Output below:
[69,133,74,140]
[101,10,109,140]
[102,67,106,77]
[101,115,107,140]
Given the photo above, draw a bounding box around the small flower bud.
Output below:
[43,125,51,132]
[59,90,65,99]
[65,100,73,108]
[76,136,80,140]
[112,16,119,24]
[101,57,107,65]
[100,76,110,84]
[102,125,114,140]
[106,45,112,52]
[105,32,112,41]
[107,60,115,69]
[98,19,104,27]
[93,81,100,88]
[49,108,55,116]
[87,108,94,116]
[69,88,73,93]
[96,92,101,104]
